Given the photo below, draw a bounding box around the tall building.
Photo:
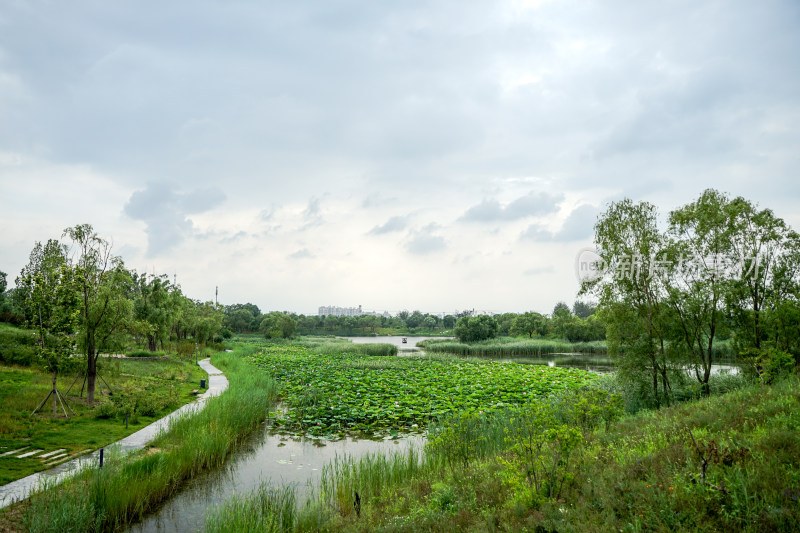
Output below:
[318,304,363,317]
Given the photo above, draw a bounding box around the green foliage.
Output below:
[742,347,795,386]
[310,340,397,356]
[501,401,583,506]
[454,314,499,342]
[509,312,548,338]
[205,483,296,533]
[255,375,800,532]
[427,411,491,473]
[93,400,117,419]
[421,336,607,357]
[0,322,39,365]
[250,342,596,436]
[126,350,167,358]
[259,312,296,339]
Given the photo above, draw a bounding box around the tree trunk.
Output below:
[52,370,57,416]
[87,332,97,403]
[148,334,157,352]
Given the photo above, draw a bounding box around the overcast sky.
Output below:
[1,0,799,316]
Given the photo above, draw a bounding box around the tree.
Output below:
[260,311,296,338]
[16,240,80,416]
[665,190,738,395]
[572,300,597,318]
[511,312,547,338]
[582,199,673,407]
[725,196,800,356]
[184,300,224,343]
[495,312,518,336]
[132,273,172,351]
[0,270,7,312]
[454,315,498,343]
[552,301,571,319]
[63,224,132,403]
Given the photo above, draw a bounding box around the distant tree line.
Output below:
[217,300,606,343]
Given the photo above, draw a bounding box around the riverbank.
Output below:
[0,346,279,532]
[207,373,800,532]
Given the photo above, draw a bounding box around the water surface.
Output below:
[128,428,423,533]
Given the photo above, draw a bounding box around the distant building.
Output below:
[318,305,363,317]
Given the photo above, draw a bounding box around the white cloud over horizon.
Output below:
[1,0,799,315]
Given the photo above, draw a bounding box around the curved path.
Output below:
[0,357,228,509]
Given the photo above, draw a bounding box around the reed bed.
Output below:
[309,341,398,357]
[21,347,280,533]
[205,483,297,533]
[420,337,608,357]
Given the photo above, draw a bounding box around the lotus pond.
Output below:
[249,344,598,436]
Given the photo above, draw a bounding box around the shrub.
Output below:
[127,350,167,358]
[94,401,117,419]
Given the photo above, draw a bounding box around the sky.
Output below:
[1,0,799,316]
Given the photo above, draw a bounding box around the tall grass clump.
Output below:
[20,345,280,532]
[204,483,296,533]
[317,447,426,519]
[312,341,397,357]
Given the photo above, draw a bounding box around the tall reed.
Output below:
[422,338,608,357]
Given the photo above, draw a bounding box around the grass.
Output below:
[204,372,798,532]
[0,355,207,485]
[304,339,398,357]
[0,322,39,366]
[2,344,280,532]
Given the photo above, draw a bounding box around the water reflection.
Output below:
[342,335,448,353]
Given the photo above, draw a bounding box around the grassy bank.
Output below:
[4,344,279,533]
[420,336,736,360]
[0,354,207,485]
[205,372,797,532]
[419,337,609,357]
[301,337,398,357]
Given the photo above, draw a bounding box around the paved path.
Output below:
[0,358,228,509]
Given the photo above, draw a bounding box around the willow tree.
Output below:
[582,199,673,408]
[63,224,132,403]
[665,190,737,395]
[725,197,800,353]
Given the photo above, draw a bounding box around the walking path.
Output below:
[0,358,228,509]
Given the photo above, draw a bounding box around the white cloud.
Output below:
[1,0,799,313]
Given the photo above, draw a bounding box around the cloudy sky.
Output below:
[1,0,799,316]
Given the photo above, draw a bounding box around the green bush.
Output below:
[94,401,117,419]
[127,350,167,358]
[742,348,795,385]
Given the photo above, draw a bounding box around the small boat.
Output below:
[401,337,407,344]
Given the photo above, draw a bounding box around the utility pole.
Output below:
[215,286,218,306]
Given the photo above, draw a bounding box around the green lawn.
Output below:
[0,356,207,485]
